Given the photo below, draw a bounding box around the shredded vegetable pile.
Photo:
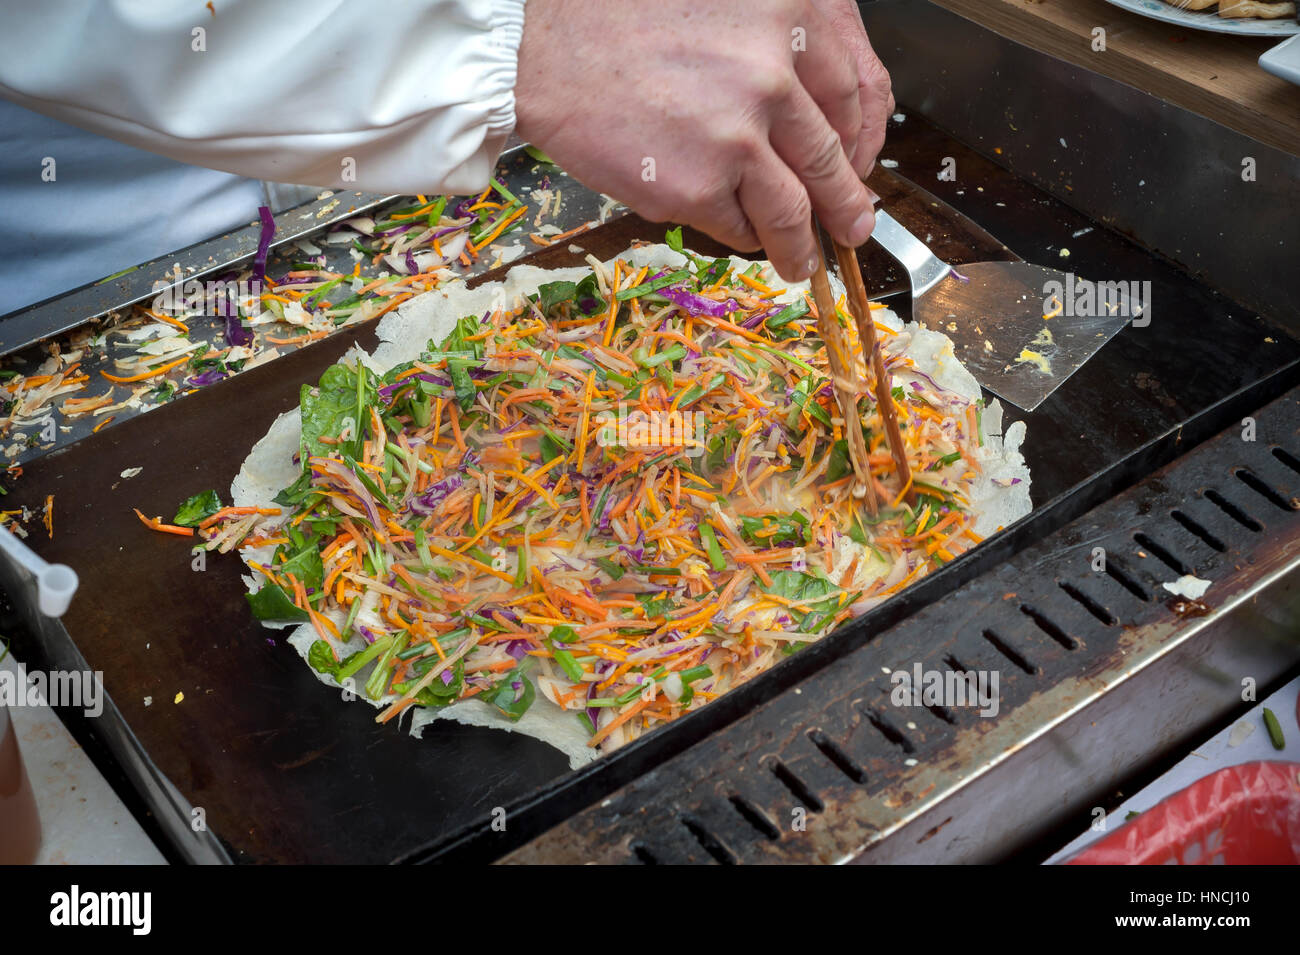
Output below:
[0,177,560,482]
[176,230,1007,755]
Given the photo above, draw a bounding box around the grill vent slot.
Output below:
[807,729,868,783]
[680,815,737,865]
[1204,488,1262,531]
[631,843,660,865]
[980,629,1036,674]
[924,701,958,725]
[944,653,974,673]
[1103,556,1150,602]
[1058,581,1116,625]
[728,795,781,841]
[1019,603,1077,650]
[1273,446,1300,475]
[865,708,916,753]
[1133,532,1190,575]
[1233,468,1296,512]
[1170,509,1226,552]
[768,759,824,812]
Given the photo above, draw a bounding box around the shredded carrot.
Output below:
[134,508,193,537]
[101,355,191,383]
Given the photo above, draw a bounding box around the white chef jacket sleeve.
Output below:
[0,0,527,196]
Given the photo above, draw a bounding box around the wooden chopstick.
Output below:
[807,246,877,511]
[832,239,914,507]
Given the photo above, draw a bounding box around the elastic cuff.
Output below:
[477,0,529,140]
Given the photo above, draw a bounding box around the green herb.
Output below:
[765,298,810,335]
[524,144,554,164]
[759,570,845,634]
[173,490,222,527]
[678,664,713,704]
[636,592,675,619]
[1263,707,1286,750]
[447,359,477,413]
[480,658,536,722]
[615,268,691,301]
[699,523,727,571]
[696,258,729,286]
[246,583,309,623]
[639,344,686,368]
[630,564,682,577]
[276,543,325,590]
[553,648,583,682]
[678,373,727,411]
[739,512,810,548]
[300,361,375,462]
[594,556,625,580]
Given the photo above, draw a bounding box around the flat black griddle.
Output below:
[6,118,1298,863]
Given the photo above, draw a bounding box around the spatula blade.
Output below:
[912,262,1133,412]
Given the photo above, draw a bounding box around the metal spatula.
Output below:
[870,209,1134,412]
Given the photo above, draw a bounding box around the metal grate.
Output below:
[500,391,1300,864]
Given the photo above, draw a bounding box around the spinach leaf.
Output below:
[739,512,811,548]
[440,315,487,360]
[447,359,477,413]
[276,543,325,590]
[300,361,375,462]
[173,490,222,527]
[573,273,604,315]
[396,657,464,706]
[826,439,852,482]
[636,592,675,619]
[272,470,315,508]
[594,556,625,580]
[536,280,578,313]
[479,659,536,722]
[760,570,845,635]
[246,583,310,623]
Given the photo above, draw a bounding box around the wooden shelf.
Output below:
[931,0,1299,156]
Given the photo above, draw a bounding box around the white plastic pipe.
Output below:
[0,526,78,617]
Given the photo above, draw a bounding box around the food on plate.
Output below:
[1160,0,1296,17]
[1217,0,1296,18]
[206,234,1029,767]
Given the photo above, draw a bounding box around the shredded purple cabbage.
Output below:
[409,472,464,514]
[185,369,228,388]
[658,284,740,318]
[216,292,253,348]
[253,205,275,284]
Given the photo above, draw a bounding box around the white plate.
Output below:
[1103,0,1300,36]
[1259,32,1300,83]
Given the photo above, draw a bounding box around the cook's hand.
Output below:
[812,0,895,179]
[514,0,891,282]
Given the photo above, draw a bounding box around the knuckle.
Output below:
[722,209,758,249]
[802,128,847,183]
[678,179,725,213]
[832,50,859,99]
[635,194,670,223]
[865,60,893,98]
[765,186,812,232]
[754,67,795,106]
[718,125,762,164]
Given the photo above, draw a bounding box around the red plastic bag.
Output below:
[1067,761,1300,865]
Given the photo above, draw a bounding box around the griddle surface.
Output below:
[7,119,1297,862]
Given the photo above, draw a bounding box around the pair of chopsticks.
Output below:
[806,223,913,512]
